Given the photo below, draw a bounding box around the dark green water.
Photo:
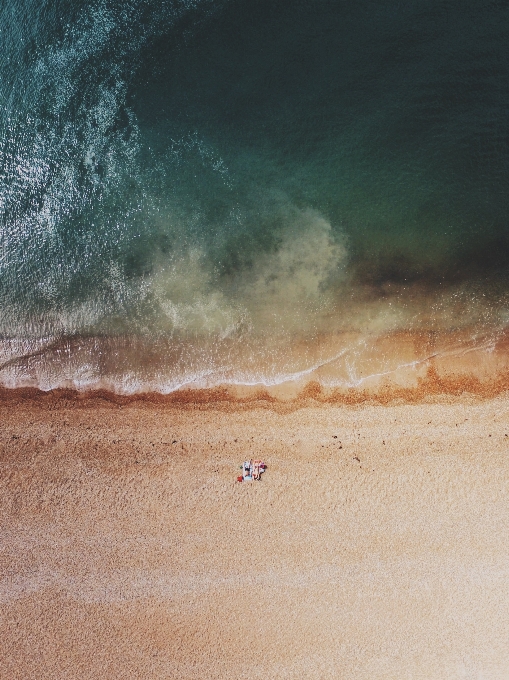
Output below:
[1,0,509,390]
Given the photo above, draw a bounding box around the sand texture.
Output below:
[1,393,509,679]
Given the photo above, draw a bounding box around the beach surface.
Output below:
[1,391,509,679]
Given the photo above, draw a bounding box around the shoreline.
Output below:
[2,327,509,399]
[2,363,509,409]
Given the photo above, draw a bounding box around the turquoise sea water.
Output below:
[1,0,509,391]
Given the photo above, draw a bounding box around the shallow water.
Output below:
[1,0,509,391]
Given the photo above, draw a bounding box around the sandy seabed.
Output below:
[1,390,509,679]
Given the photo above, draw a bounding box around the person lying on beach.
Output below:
[253,460,265,480]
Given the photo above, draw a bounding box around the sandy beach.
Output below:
[1,390,509,679]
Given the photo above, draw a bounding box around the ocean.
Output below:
[1,0,509,393]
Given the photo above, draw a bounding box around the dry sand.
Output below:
[1,391,509,679]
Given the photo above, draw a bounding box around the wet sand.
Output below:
[2,326,509,396]
[2,391,509,679]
